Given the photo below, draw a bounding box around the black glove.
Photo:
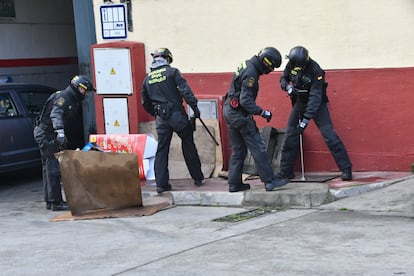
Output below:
[55,129,67,149]
[189,115,196,131]
[297,118,310,134]
[260,109,272,122]
[44,140,58,155]
[192,105,201,118]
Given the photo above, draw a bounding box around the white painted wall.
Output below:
[0,0,77,59]
[0,0,78,87]
[93,0,414,72]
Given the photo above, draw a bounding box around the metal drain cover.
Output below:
[212,207,280,222]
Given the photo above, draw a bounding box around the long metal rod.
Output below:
[299,129,306,181]
[198,117,220,146]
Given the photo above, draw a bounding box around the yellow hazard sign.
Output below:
[110,68,116,75]
[114,120,120,127]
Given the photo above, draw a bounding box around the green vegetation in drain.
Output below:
[212,207,280,222]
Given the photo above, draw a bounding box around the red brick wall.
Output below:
[183,67,414,172]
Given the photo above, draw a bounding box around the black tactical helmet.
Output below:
[151,48,173,64]
[287,46,309,68]
[71,75,96,91]
[258,47,282,74]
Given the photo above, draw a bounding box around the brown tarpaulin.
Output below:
[57,150,142,216]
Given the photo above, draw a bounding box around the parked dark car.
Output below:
[0,83,56,174]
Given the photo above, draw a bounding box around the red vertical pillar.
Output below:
[90,41,150,134]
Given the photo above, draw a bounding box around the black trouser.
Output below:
[279,101,352,176]
[227,116,275,186]
[154,111,204,189]
[34,125,63,203]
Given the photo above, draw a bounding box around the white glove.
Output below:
[286,84,294,95]
[55,129,66,147]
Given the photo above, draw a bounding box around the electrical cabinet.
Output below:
[91,41,148,134]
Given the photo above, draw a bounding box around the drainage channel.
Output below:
[212,207,282,222]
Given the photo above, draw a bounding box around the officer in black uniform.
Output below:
[276,46,352,183]
[33,75,96,211]
[223,47,289,193]
[141,48,204,194]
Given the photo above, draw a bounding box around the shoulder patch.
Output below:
[56,97,65,107]
[247,77,255,88]
[317,75,323,81]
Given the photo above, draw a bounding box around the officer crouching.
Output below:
[33,75,96,211]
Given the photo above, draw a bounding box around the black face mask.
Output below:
[291,60,308,72]
[73,87,85,101]
[262,64,274,74]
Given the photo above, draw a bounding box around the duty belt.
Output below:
[153,102,183,114]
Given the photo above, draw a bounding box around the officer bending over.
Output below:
[223,47,289,193]
[276,46,352,183]
[33,75,96,211]
[141,48,204,194]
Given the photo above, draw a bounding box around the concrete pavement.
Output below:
[141,171,414,208]
[0,170,413,275]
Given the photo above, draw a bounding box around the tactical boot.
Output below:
[276,172,295,180]
[51,201,69,211]
[341,167,353,181]
[46,202,52,210]
[194,179,204,187]
[229,183,251,193]
[265,178,289,191]
[157,184,172,194]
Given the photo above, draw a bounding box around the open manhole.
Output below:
[212,207,280,222]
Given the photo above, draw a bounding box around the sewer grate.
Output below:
[212,207,280,222]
